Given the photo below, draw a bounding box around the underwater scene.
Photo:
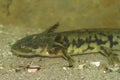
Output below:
[0,0,120,80]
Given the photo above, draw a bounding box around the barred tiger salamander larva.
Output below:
[11,23,120,67]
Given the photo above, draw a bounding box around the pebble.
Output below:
[90,61,100,67]
[78,64,86,70]
[27,65,40,73]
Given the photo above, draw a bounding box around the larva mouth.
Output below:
[11,48,36,57]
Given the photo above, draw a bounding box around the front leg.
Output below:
[52,42,75,67]
[62,49,75,67]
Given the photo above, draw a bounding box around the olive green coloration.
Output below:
[11,23,120,67]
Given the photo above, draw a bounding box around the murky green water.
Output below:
[0,0,120,30]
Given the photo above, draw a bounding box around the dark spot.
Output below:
[83,45,94,52]
[88,45,94,50]
[55,34,61,42]
[86,35,94,43]
[108,35,113,48]
[98,32,106,36]
[72,39,77,46]
[63,36,70,47]
[82,35,95,52]
[97,40,107,45]
[108,35,118,48]
[77,38,85,48]
[113,41,119,46]
[94,35,107,45]
[117,36,120,39]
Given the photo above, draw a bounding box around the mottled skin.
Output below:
[11,23,120,67]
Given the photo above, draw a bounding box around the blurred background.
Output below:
[0,0,120,30]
